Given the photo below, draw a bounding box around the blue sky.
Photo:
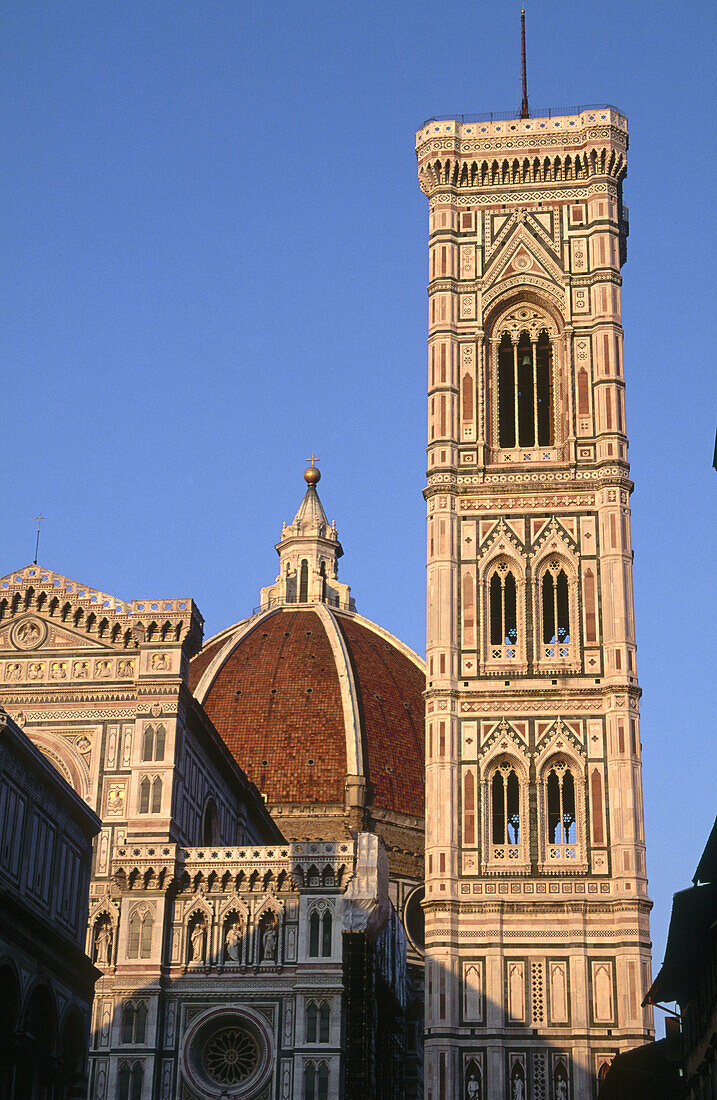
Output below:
[2,1,715,1014]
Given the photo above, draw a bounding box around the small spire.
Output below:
[259,464,354,612]
[520,8,530,120]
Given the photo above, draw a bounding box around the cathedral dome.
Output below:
[189,604,425,820]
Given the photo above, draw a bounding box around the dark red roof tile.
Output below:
[191,607,425,819]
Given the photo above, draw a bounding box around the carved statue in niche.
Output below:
[189,917,206,963]
[224,920,242,963]
[555,1076,568,1100]
[28,663,43,681]
[152,653,169,671]
[6,663,21,681]
[94,919,113,966]
[73,661,89,678]
[466,1070,481,1099]
[261,916,278,962]
[118,659,133,678]
[511,1065,525,1100]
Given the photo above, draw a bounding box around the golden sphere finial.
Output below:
[304,454,321,486]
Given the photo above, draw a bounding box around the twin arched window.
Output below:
[138,776,162,814]
[121,1001,147,1044]
[306,1001,330,1043]
[487,757,583,868]
[304,1061,329,1100]
[127,909,153,959]
[497,329,553,448]
[117,1063,142,1100]
[485,558,574,665]
[141,724,165,762]
[309,910,332,957]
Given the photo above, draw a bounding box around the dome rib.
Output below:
[314,603,364,779]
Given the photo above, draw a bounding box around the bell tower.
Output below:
[416,100,652,1098]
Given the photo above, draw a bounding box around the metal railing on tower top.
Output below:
[420,104,622,127]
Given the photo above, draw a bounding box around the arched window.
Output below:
[151,777,162,814]
[299,560,309,602]
[319,1003,330,1043]
[319,562,327,601]
[306,1002,318,1043]
[309,912,320,957]
[491,764,520,847]
[497,329,553,448]
[154,724,165,761]
[141,725,154,762]
[121,1003,135,1044]
[202,798,219,845]
[489,567,518,653]
[138,777,150,814]
[546,763,576,848]
[321,912,332,957]
[140,912,153,957]
[135,1002,147,1043]
[542,568,570,647]
[117,1062,143,1100]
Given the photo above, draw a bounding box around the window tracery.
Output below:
[533,555,580,670]
[127,906,153,959]
[536,755,588,872]
[482,757,529,872]
[308,903,333,957]
[489,566,518,654]
[481,556,527,671]
[489,305,560,461]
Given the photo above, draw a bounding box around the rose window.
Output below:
[204,1026,259,1085]
[183,1008,272,1098]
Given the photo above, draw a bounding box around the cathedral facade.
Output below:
[0,471,424,1099]
[416,105,653,1098]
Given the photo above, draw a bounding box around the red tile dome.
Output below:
[190,606,425,820]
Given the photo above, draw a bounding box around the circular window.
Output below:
[204,1025,259,1085]
[183,1007,273,1099]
